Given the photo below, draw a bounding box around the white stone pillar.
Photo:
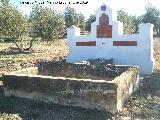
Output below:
[139,23,154,53]
[67,25,80,38]
[138,23,154,74]
[67,25,80,47]
[66,25,81,62]
[139,23,154,38]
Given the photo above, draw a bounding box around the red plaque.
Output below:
[76,41,96,46]
[97,13,112,38]
[113,41,137,46]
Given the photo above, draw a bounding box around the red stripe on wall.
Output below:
[76,41,96,46]
[113,41,137,46]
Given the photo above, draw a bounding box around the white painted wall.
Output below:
[66,4,155,75]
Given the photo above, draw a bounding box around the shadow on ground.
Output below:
[0,50,32,56]
[135,71,160,97]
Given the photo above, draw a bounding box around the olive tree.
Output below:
[143,3,160,35]
[0,3,30,51]
[29,5,66,42]
[117,9,136,34]
[85,14,96,32]
[64,7,85,30]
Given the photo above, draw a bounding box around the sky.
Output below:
[10,0,160,19]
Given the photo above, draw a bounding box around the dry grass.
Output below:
[0,40,68,74]
[153,37,160,71]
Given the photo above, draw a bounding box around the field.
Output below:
[0,38,160,119]
[0,39,68,74]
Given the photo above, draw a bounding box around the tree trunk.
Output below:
[158,29,160,37]
[155,28,160,36]
[13,38,35,51]
[13,39,22,51]
[24,37,35,51]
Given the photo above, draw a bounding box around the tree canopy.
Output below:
[85,14,96,32]
[0,3,28,39]
[64,7,85,30]
[0,2,30,50]
[29,5,65,41]
[117,9,136,34]
[143,3,160,35]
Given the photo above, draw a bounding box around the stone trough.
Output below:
[2,61,139,113]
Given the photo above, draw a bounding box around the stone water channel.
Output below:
[2,60,139,116]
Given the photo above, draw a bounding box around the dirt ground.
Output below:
[0,38,160,120]
[0,40,68,74]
